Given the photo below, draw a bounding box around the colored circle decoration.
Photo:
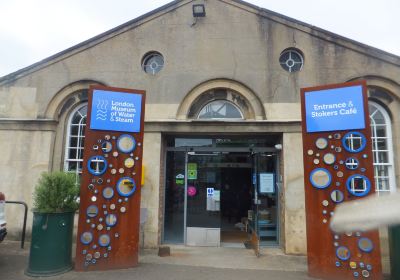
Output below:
[330,190,344,203]
[86,205,99,218]
[346,174,371,197]
[87,155,107,175]
[124,158,135,168]
[117,134,136,153]
[102,187,114,200]
[99,234,111,247]
[315,138,328,150]
[82,234,94,246]
[345,157,359,170]
[101,141,112,153]
[336,246,351,261]
[310,168,331,189]
[80,232,93,245]
[358,237,374,253]
[342,131,367,153]
[323,153,336,165]
[116,177,136,197]
[187,186,197,197]
[105,214,117,227]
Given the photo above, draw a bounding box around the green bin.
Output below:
[389,225,400,280]
[25,212,75,277]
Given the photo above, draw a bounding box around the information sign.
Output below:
[90,89,143,132]
[305,85,365,132]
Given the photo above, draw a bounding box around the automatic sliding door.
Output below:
[163,151,185,243]
[186,152,221,246]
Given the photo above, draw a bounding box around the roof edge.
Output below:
[227,0,400,65]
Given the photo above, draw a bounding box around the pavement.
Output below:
[0,240,387,280]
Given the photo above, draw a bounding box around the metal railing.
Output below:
[5,201,28,249]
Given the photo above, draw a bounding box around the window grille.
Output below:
[369,101,396,193]
[64,103,87,178]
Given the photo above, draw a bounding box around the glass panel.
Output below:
[375,138,388,151]
[187,154,222,228]
[198,100,243,119]
[164,151,186,243]
[377,151,389,164]
[253,153,278,245]
[215,138,273,148]
[175,138,213,147]
[375,126,387,137]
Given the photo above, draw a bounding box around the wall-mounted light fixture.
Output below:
[192,4,206,17]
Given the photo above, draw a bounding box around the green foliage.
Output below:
[33,171,80,213]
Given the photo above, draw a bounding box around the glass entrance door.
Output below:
[186,152,222,246]
[250,152,279,251]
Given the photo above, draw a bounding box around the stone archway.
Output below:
[176,79,265,120]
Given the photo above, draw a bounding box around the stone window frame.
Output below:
[368,101,396,193]
[63,102,87,176]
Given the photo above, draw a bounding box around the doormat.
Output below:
[243,240,253,249]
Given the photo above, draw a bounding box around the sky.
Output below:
[0,0,399,77]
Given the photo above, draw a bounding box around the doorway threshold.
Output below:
[220,242,245,248]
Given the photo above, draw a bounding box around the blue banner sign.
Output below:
[90,89,143,132]
[305,85,365,132]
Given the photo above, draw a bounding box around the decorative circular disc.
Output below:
[86,254,93,261]
[322,200,329,207]
[80,232,93,245]
[99,234,111,247]
[323,153,336,165]
[86,205,98,218]
[116,177,136,197]
[330,190,344,203]
[358,237,374,253]
[103,187,114,199]
[346,175,371,197]
[313,159,320,165]
[117,134,136,153]
[310,168,331,189]
[87,155,107,176]
[337,171,344,178]
[119,168,125,174]
[120,207,126,213]
[342,131,367,153]
[315,138,328,149]
[345,157,359,170]
[94,251,101,259]
[335,147,342,153]
[124,158,135,168]
[362,270,370,278]
[336,246,351,261]
[101,141,112,153]
[91,196,97,202]
[105,214,117,227]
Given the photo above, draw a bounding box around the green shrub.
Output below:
[33,171,80,213]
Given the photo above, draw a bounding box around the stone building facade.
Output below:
[0,0,398,266]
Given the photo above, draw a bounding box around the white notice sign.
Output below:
[259,173,275,194]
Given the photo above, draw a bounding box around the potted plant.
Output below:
[26,171,79,277]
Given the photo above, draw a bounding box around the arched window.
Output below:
[197,100,243,120]
[369,101,396,193]
[64,103,87,177]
